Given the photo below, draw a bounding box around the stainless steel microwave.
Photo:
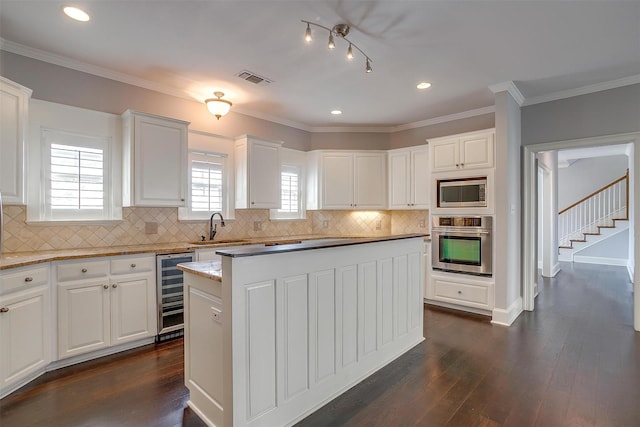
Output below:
[437,177,487,208]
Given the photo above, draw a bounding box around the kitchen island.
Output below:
[178,234,425,427]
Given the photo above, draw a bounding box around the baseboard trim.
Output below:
[628,260,635,283]
[424,299,492,317]
[573,255,629,266]
[551,262,561,277]
[491,297,523,326]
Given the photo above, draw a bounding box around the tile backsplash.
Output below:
[1,205,428,253]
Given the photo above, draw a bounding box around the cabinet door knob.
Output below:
[112,283,118,289]
[457,290,462,294]
[460,163,464,167]
[103,285,109,289]
[81,268,88,273]
[0,307,9,313]
[24,276,33,282]
[130,263,136,268]
[180,198,185,202]
[251,201,255,205]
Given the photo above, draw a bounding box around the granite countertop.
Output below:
[178,259,222,282]
[177,234,428,280]
[215,234,428,258]
[0,234,430,270]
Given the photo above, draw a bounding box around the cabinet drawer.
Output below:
[56,260,109,282]
[110,256,155,275]
[433,279,491,308]
[0,265,49,294]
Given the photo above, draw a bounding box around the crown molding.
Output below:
[391,106,496,132]
[522,74,640,106]
[489,81,525,106]
[231,107,311,132]
[309,125,392,133]
[0,38,192,101]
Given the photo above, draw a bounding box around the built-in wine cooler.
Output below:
[156,252,194,341]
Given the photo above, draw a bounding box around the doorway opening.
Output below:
[522,132,639,331]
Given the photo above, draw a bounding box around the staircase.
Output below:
[558,170,629,262]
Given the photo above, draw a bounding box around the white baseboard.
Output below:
[492,297,523,326]
[551,262,561,277]
[628,260,635,283]
[573,255,629,266]
[424,299,492,317]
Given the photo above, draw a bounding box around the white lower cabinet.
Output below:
[428,271,494,312]
[0,263,51,398]
[57,254,156,360]
[0,285,50,396]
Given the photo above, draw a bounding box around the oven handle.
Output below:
[432,229,491,235]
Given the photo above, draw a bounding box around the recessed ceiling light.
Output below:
[417,82,432,90]
[331,110,342,115]
[63,6,90,22]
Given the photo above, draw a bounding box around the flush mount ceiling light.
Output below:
[205,91,232,120]
[63,6,90,22]
[417,82,432,89]
[331,110,342,115]
[301,20,373,73]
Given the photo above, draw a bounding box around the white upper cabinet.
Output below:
[429,129,494,172]
[388,146,430,209]
[234,135,282,209]
[122,110,189,207]
[0,77,32,204]
[307,151,386,210]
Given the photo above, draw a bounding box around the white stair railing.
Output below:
[558,170,628,248]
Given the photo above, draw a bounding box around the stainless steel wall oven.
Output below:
[431,216,492,276]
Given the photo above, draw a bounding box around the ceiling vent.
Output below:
[236,70,273,85]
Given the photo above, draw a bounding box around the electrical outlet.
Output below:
[253,221,262,231]
[419,219,426,228]
[211,307,222,323]
[376,220,382,230]
[322,220,329,228]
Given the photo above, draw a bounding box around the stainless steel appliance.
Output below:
[437,177,487,208]
[432,216,492,276]
[156,252,194,340]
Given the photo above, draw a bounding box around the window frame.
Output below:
[40,128,114,222]
[179,150,231,221]
[270,162,306,220]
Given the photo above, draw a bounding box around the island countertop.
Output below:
[176,234,427,281]
[214,233,428,258]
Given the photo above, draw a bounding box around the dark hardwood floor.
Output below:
[1,262,638,426]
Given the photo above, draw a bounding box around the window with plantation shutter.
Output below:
[271,164,305,220]
[181,151,229,219]
[42,129,113,221]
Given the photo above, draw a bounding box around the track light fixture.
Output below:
[301,20,373,73]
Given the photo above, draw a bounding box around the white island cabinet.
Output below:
[181,235,425,427]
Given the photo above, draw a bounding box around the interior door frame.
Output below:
[522,132,639,331]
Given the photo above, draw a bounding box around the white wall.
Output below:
[578,229,629,258]
[557,155,628,210]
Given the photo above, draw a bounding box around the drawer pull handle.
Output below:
[0,307,9,313]
[457,290,462,294]
[112,283,118,289]
[24,276,33,282]
[81,268,88,273]
[130,263,136,268]
[103,285,109,289]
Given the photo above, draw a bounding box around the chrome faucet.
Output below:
[209,212,225,240]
